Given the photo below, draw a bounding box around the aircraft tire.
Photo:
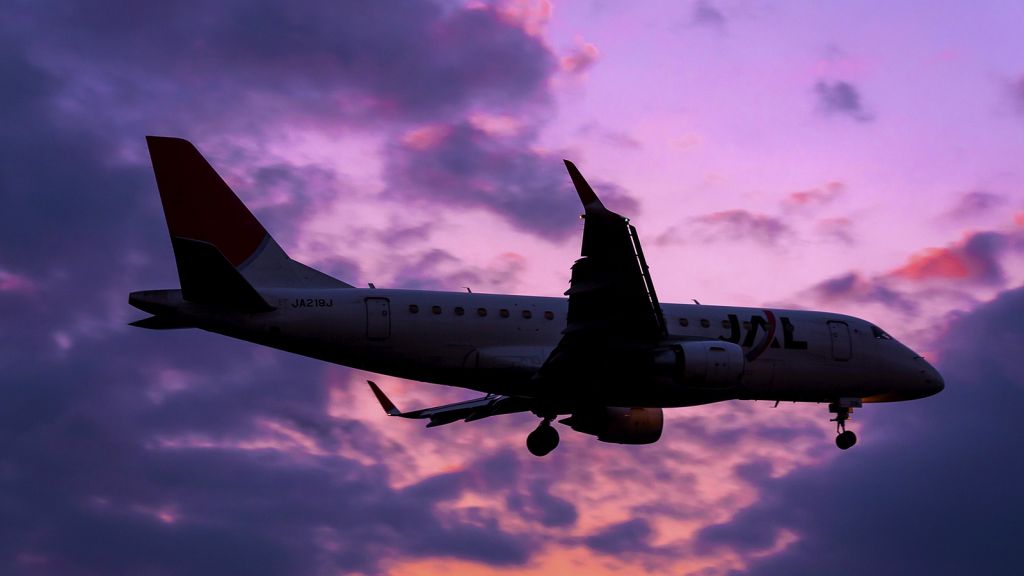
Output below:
[527,423,559,457]
[836,430,857,450]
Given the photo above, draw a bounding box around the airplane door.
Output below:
[365,298,390,340]
[827,321,851,361]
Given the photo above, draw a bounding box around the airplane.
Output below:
[130,136,945,457]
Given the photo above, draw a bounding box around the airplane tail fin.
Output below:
[146,136,351,308]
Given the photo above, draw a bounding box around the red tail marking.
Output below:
[147,136,267,267]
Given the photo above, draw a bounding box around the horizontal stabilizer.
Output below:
[173,237,274,312]
[366,381,532,427]
[129,315,193,330]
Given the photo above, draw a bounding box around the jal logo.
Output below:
[719,313,808,351]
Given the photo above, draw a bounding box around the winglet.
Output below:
[564,160,606,211]
[367,381,401,416]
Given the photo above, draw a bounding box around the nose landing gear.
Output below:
[829,399,861,450]
[526,418,559,457]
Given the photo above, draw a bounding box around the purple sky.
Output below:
[1,1,1023,574]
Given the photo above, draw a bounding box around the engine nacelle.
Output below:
[654,341,745,388]
[563,407,664,444]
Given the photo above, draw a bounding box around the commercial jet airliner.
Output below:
[130,137,944,456]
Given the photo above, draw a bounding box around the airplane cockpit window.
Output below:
[870,325,893,340]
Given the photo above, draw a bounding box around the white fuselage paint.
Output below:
[139,287,943,408]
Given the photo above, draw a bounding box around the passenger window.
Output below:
[700,319,710,328]
[477,308,487,317]
[499,309,510,318]
[454,306,465,316]
[522,310,532,319]
[544,311,555,320]
[431,305,442,315]
[409,304,419,314]
[721,319,732,329]
[679,318,689,327]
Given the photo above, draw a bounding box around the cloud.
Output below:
[385,120,639,240]
[1010,75,1024,115]
[784,181,844,207]
[941,190,1006,221]
[7,0,558,139]
[806,272,917,314]
[388,248,527,292]
[693,284,1024,575]
[813,80,874,122]
[815,217,855,244]
[584,518,658,556]
[561,38,599,75]
[689,210,791,245]
[887,231,1012,285]
[577,123,642,149]
[691,1,726,30]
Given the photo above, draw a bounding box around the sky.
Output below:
[1,0,1023,574]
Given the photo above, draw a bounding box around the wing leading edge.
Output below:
[535,162,667,390]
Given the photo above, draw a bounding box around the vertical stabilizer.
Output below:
[145,136,352,299]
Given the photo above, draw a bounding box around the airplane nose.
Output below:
[919,359,945,396]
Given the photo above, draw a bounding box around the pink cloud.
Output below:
[0,269,34,293]
[785,181,844,207]
[561,39,599,75]
[887,231,1009,284]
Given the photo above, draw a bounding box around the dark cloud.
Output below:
[691,1,727,30]
[584,518,657,555]
[807,272,918,314]
[888,231,1013,285]
[694,284,1024,575]
[689,210,791,245]
[384,121,639,240]
[10,0,556,132]
[941,190,1006,220]
[388,248,527,292]
[0,8,559,572]
[1010,76,1024,115]
[814,80,874,122]
[506,479,579,528]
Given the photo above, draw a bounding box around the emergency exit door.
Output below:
[365,298,391,339]
[827,321,851,361]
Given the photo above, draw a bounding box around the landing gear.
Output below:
[527,420,559,457]
[829,399,861,450]
[836,430,857,450]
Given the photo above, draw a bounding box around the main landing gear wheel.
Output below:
[527,421,559,457]
[836,430,857,450]
[828,399,861,450]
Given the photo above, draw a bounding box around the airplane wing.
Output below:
[535,162,668,389]
[367,381,533,427]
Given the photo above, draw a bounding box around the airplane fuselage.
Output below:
[131,287,942,409]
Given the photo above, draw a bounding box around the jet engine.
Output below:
[562,407,663,444]
[654,341,745,389]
